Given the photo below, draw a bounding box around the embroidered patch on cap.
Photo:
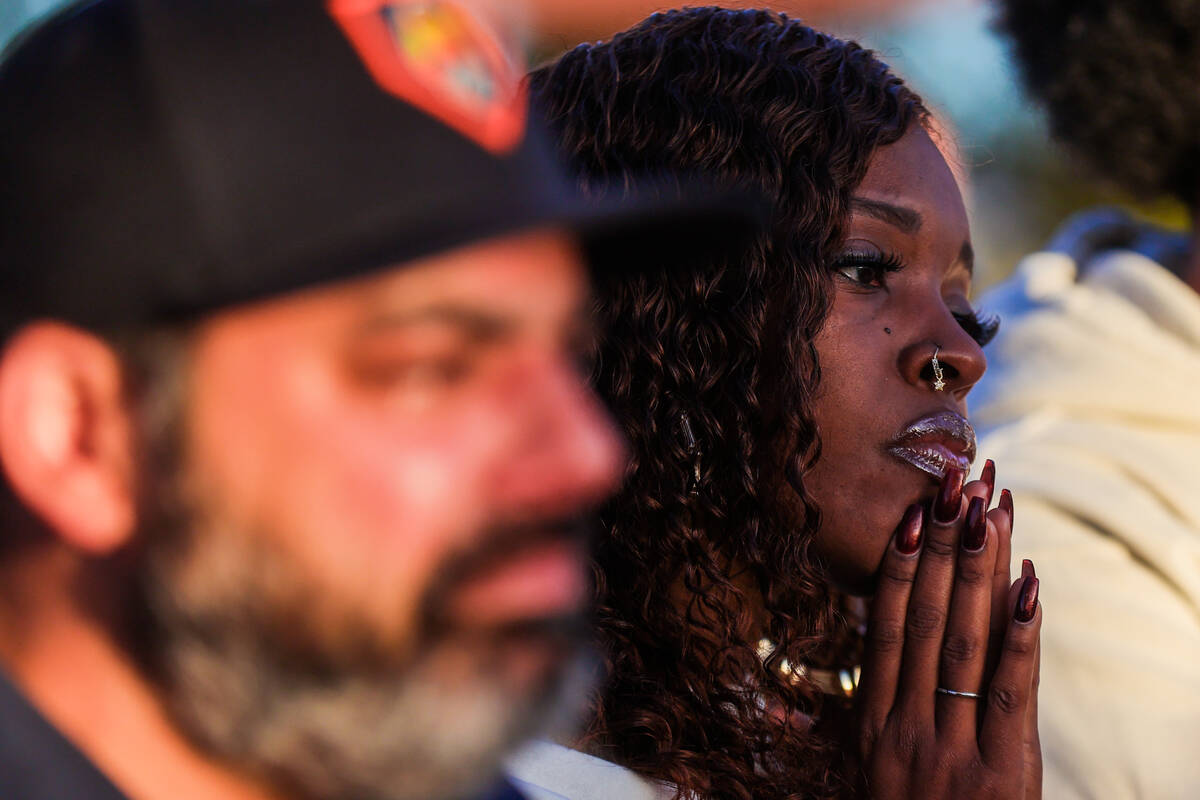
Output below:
[329,0,527,154]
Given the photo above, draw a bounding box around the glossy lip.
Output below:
[886,410,976,481]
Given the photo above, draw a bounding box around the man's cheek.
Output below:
[280,426,489,608]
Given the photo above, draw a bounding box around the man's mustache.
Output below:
[417,514,594,640]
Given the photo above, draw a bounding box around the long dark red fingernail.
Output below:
[981,459,996,506]
[1014,576,1039,623]
[896,503,924,555]
[963,496,987,551]
[934,466,965,523]
[1021,558,1036,579]
[999,489,1013,523]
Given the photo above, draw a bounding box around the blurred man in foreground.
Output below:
[973,1,1200,797]
[0,1,751,799]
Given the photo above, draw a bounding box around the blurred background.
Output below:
[4,0,1186,292]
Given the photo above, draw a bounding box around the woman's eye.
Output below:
[832,250,904,289]
[835,262,888,288]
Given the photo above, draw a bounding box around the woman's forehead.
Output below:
[853,131,970,243]
[856,129,962,207]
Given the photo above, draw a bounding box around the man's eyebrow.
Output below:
[959,241,975,276]
[356,304,516,339]
[850,197,923,234]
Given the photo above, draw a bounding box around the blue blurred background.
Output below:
[1,0,59,51]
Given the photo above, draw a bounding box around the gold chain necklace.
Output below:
[756,638,861,699]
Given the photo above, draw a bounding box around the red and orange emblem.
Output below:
[328,0,527,154]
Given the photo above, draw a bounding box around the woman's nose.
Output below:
[898,315,987,397]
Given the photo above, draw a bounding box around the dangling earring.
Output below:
[931,346,946,392]
[679,411,702,495]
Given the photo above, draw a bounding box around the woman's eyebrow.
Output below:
[850,197,923,234]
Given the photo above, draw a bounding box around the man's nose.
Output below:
[493,356,628,518]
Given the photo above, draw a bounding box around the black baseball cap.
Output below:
[0,0,762,329]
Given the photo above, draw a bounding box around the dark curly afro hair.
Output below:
[530,8,926,798]
[996,0,1200,207]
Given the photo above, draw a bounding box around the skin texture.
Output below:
[784,127,1042,796]
[802,127,987,593]
[0,228,625,800]
[791,128,1042,797]
[184,229,618,664]
[856,469,1042,799]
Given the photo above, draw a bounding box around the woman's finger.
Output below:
[857,503,925,744]
[896,467,970,720]
[986,490,1015,677]
[980,458,996,508]
[980,574,1041,767]
[1023,577,1043,799]
[935,496,998,740]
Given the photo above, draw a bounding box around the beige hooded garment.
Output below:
[972,244,1200,799]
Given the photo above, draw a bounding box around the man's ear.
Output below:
[0,322,137,553]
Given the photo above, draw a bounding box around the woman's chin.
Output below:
[823,566,882,598]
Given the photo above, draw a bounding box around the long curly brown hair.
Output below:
[530,9,926,798]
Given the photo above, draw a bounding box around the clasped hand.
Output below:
[855,462,1041,799]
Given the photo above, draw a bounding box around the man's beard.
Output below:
[125,360,594,800]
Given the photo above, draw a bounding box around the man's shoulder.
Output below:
[0,670,129,800]
[0,668,534,800]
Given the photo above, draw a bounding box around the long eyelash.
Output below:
[831,251,997,345]
[953,309,1000,347]
[832,250,905,272]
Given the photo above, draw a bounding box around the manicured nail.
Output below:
[999,489,1013,524]
[1015,576,1039,623]
[896,503,924,555]
[1021,558,1036,579]
[981,459,996,505]
[934,466,966,523]
[963,496,987,551]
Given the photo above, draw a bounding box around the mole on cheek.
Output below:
[884,327,892,335]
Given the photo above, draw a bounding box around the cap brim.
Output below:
[559,178,768,280]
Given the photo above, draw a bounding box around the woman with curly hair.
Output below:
[508,8,1043,799]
